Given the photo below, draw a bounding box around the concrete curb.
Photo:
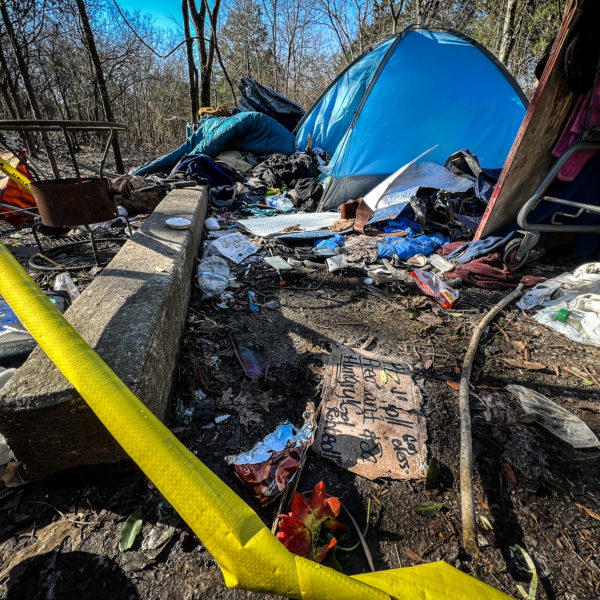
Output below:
[0,186,207,480]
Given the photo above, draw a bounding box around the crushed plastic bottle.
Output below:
[54,272,81,303]
[410,269,459,309]
[266,195,294,212]
[555,308,585,335]
[196,256,230,298]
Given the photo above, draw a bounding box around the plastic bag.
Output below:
[533,293,600,347]
[410,269,459,309]
[506,385,600,448]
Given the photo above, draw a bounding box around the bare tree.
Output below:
[498,0,519,64]
[182,0,199,119]
[74,0,124,173]
[0,0,59,176]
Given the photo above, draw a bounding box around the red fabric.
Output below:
[445,253,546,290]
[437,241,468,256]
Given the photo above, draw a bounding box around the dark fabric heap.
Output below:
[251,152,323,211]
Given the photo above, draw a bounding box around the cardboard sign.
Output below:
[314,346,427,480]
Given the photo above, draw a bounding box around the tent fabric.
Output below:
[295,27,528,210]
[0,154,36,227]
[238,77,305,132]
[133,112,295,176]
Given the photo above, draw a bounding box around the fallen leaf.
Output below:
[405,548,424,562]
[480,515,494,531]
[576,503,600,523]
[446,380,459,390]
[119,507,143,551]
[423,359,433,370]
[503,358,547,371]
[414,501,443,518]
[503,463,517,485]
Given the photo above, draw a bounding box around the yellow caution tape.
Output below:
[0,155,33,193]
[0,241,512,600]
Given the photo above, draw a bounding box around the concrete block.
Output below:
[0,186,208,480]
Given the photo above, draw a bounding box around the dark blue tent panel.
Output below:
[296,27,528,209]
[238,77,305,132]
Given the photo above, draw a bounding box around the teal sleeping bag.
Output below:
[134,112,295,176]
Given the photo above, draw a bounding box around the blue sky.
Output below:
[117,0,183,32]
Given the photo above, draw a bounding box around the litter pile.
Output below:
[2,19,600,600]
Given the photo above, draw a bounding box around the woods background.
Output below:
[0,0,564,171]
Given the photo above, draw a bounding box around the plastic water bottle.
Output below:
[555,308,585,334]
[196,256,230,298]
[54,273,80,303]
[266,195,294,212]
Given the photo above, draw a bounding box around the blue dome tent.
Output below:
[295,26,528,210]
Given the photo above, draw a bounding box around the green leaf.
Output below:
[119,507,143,551]
[511,544,538,600]
[425,458,441,491]
[414,501,443,518]
[480,515,494,531]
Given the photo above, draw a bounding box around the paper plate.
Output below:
[166,217,191,230]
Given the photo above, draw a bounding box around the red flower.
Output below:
[276,482,347,563]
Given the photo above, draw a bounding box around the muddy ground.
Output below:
[1,182,600,599]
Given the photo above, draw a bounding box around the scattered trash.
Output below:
[428,253,454,273]
[533,294,600,347]
[226,404,316,505]
[165,217,191,230]
[276,481,347,563]
[54,272,80,303]
[196,256,230,298]
[410,270,459,309]
[313,346,427,480]
[326,255,348,272]
[262,300,279,309]
[204,216,220,231]
[211,232,259,263]
[231,338,269,378]
[266,195,294,212]
[264,256,293,271]
[248,291,260,312]
[237,212,339,237]
[119,506,143,551]
[517,262,600,310]
[506,385,600,448]
[314,234,344,257]
[214,414,230,424]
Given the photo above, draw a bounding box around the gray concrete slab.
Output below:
[0,186,208,481]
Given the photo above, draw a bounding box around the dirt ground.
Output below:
[1,183,600,599]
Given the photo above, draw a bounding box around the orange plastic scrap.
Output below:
[0,153,36,227]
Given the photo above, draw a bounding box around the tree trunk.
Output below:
[182,0,199,120]
[74,0,125,173]
[0,1,60,177]
[187,0,210,107]
[498,0,518,65]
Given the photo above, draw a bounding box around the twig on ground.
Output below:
[459,284,524,557]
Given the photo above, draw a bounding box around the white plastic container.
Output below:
[196,256,230,298]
